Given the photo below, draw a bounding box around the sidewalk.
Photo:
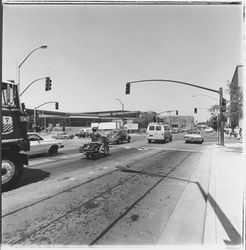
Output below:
[157,140,244,248]
[203,140,244,247]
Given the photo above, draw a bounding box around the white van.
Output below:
[146,123,172,143]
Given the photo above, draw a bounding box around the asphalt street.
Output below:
[2,132,220,246]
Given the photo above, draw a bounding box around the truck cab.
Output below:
[2,80,30,191]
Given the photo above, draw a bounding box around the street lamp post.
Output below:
[18,44,47,90]
[115,98,125,125]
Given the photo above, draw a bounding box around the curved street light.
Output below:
[18,44,48,89]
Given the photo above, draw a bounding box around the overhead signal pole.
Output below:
[125,79,224,146]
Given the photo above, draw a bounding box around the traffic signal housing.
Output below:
[176,110,178,115]
[221,98,226,112]
[55,102,59,110]
[125,82,131,94]
[45,77,52,91]
[194,108,197,114]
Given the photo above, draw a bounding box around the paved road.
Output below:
[2,132,219,245]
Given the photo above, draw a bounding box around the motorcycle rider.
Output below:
[90,127,105,153]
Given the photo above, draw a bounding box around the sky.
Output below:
[2,1,244,122]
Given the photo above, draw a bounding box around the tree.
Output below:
[209,115,218,131]
[226,80,243,128]
[208,104,220,114]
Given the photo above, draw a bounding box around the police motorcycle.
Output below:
[79,129,109,159]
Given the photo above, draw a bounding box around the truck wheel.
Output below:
[48,146,58,156]
[1,157,23,191]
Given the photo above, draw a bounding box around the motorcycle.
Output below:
[79,136,109,159]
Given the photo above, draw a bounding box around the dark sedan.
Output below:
[106,130,131,144]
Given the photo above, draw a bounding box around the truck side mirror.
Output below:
[21,103,26,111]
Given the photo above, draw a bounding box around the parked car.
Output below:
[205,127,214,133]
[106,129,131,144]
[146,123,172,143]
[27,133,64,156]
[75,128,93,138]
[172,127,179,134]
[52,132,74,139]
[182,127,188,132]
[184,129,204,144]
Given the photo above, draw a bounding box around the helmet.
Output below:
[92,127,97,132]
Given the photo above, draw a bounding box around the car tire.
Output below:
[127,136,131,143]
[2,155,24,191]
[118,139,122,144]
[48,146,58,156]
[170,136,172,142]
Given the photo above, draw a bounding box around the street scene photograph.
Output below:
[1,0,245,249]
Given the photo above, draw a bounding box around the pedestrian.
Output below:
[238,128,242,140]
[234,126,239,138]
[230,128,234,139]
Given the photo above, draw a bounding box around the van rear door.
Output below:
[147,125,155,138]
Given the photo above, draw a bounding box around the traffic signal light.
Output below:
[55,102,59,110]
[125,82,131,94]
[194,108,197,114]
[36,115,39,124]
[30,115,34,124]
[176,110,178,115]
[45,77,52,91]
[221,98,226,112]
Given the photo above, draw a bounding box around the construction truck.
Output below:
[1,80,30,191]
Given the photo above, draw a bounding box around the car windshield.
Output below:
[2,82,20,108]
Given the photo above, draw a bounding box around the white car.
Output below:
[184,130,204,144]
[27,133,64,156]
[205,127,214,133]
[52,132,75,140]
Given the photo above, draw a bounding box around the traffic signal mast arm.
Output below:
[157,110,177,115]
[20,77,48,96]
[126,79,224,146]
[35,101,59,110]
[126,79,220,94]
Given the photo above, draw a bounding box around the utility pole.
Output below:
[219,87,224,146]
